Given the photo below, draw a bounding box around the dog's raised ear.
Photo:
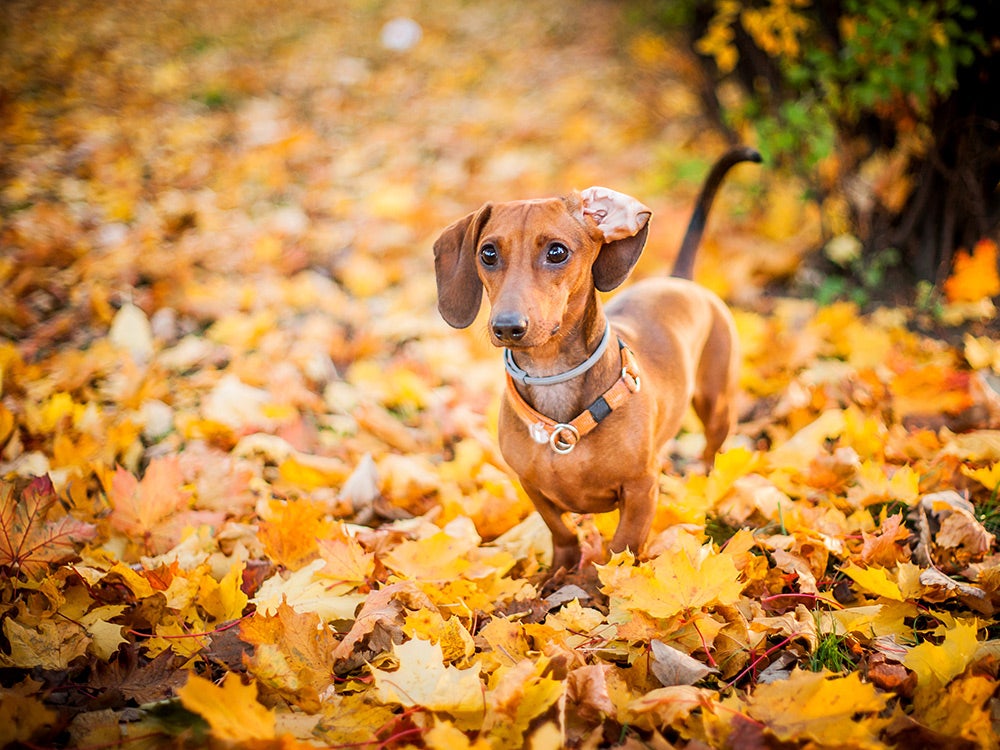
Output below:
[581,187,652,292]
[433,204,492,328]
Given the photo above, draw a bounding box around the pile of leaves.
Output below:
[3,0,1000,747]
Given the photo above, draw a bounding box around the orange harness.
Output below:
[505,338,641,454]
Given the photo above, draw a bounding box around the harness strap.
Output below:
[505,338,641,454]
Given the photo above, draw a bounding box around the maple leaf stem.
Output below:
[326,723,425,749]
[126,613,252,640]
[690,617,719,668]
[725,635,793,689]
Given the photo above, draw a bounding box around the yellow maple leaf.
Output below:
[381,528,477,580]
[598,534,744,621]
[902,620,979,688]
[841,562,904,601]
[746,668,890,748]
[317,524,375,589]
[913,674,998,749]
[252,559,366,621]
[961,462,1000,492]
[704,446,763,505]
[483,658,564,746]
[177,672,275,742]
[403,610,476,664]
[197,562,248,623]
[371,637,484,725]
[0,681,56,748]
[0,617,90,670]
[944,239,1000,303]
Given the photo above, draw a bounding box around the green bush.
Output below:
[640,0,999,285]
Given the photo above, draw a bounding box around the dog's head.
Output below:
[433,188,651,348]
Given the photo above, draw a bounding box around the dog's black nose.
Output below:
[492,312,528,343]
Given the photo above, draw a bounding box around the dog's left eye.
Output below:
[546,243,570,264]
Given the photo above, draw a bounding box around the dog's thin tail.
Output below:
[671,145,762,281]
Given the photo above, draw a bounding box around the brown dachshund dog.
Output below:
[434,147,761,571]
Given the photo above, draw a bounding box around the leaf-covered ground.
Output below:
[3,1,1000,748]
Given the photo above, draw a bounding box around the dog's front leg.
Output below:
[523,484,581,572]
[608,475,657,559]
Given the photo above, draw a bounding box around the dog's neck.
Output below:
[506,296,622,423]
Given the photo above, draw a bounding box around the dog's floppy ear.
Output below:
[581,187,652,292]
[433,204,492,328]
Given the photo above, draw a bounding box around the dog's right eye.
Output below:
[479,244,499,266]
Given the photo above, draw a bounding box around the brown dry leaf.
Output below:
[0,475,96,580]
[649,639,718,686]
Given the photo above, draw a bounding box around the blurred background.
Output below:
[3,0,997,350]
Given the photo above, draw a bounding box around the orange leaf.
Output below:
[257,497,331,570]
[860,512,912,567]
[890,364,973,418]
[239,601,340,711]
[944,239,1000,303]
[107,456,190,553]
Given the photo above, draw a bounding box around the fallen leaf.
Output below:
[599,534,744,621]
[650,639,718,686]
[943,239,1000,303]
[901,620,979,688]
[177,672,275,742]
[745,669,890,748]
[0,617,90,670]
[912,674,998,749]
[0,680,56,747]
[239,600,340,711]
[842,562,904,601]
[0,475,96,579]
[371,637,484,721]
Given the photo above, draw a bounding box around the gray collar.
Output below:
[504,321,611,386]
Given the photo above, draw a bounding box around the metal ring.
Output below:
[622,367,641,393]
[549,423,579,454]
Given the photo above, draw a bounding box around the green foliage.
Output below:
[814,244,901,307]
[698,0,987,173]
[809,629,856,673]
[976,482,1000,538]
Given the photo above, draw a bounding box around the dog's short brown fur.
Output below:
[434,147,760,571]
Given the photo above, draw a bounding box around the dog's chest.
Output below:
[498,403,645,513]
[520,383,584,426]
